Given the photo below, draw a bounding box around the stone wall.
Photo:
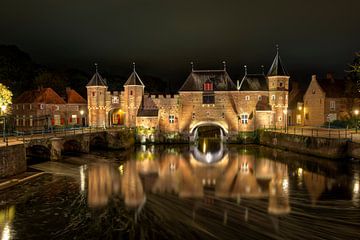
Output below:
[0,144,26,178]
[259,131,348,159]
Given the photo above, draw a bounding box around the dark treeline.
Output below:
[0,45,168,98]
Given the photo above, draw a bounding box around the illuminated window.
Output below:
[203,82,213,91]
[271,95,276,100]
[241,114,248,124]
[330,101,336,110]
[245,95,250,101]
[169,115,175,124]
[29,115,33,126]
[279,116,282,121]
[112,96,119,104]
[258,95,262,100]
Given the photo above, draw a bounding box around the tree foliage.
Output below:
[0,83,13,114]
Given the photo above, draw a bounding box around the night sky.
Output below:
[0,0,359,88]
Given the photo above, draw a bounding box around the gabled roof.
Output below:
[66,88,87,104]
[124,71,145,86]
[179,70,237,91]
[239,74,268,91]
[14,88,66,104]
[137,109,159,117]
[137,96,158,117]
[87,72,107,87]
[267,48,289,76]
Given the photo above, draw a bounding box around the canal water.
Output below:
[0,140,359,240]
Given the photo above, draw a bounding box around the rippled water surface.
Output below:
[0,142,359,240]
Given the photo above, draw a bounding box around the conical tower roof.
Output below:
[86,63,107,87]
[124,62,145,86]
[267,46,289,76]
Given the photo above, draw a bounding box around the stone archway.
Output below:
[189,121,228,142]
[26,145,51,164]
[108,108,126,127]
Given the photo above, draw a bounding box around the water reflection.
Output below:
[87,140,293,215]
[0,206,15,240]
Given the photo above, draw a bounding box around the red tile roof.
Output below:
[66,88,86,104]
[14,88,66,104]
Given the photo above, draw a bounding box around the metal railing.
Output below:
[263,125,360,141]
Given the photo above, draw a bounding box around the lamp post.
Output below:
[354,109,359,133]
[80,110,85,127]
[1,105,7,143]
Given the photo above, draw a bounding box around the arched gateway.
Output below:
[189,121,228,142]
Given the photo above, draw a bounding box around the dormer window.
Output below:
[203,82,213,91]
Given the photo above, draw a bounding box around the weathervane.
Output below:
[133,62,136,72]
[244,65,247,75]
[94,62,98,73]
[190,61,194,71]
[222,61,226,70]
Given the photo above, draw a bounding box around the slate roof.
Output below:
[256,96,272,111]
[87,72,107,87]
[267,51,289,76]
[239,74,269,91]
[66,88,87,104]
[137,109,159,117]
[124,71,145,86]
[137,96,159,117]
[14,88,66,104]
[179,70,237,91]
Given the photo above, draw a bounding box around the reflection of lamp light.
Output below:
[355,110,359,116]
[1,105,7,114]
[298,106,302,111]
[80,110,84,115]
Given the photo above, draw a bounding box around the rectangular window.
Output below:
[92,92,95,97]
[71,115,77,124]
[330,101,336,110]
[296,114,301,124]
[169,115,175,124]
[23,115,26,126]
[241,114,248,124]
[271,95,276,100]
[245,96,250,101]
[258,95,262,101]
[203,82,213,91]
[16,115,19,126]
[29,115,33,126]
[305,113,309,120]
[203,95,215,104]
[54,115,61,125]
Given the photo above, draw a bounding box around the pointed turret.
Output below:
[267,45,289,77]
[87,63,107,86]
[124,62,145,86]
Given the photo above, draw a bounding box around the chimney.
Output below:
[326,73,335,83]
[311,75,317,81]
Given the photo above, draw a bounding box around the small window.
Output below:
[279,82,283,87]
[305,113,309,120]
[258,95,262,101]
[271,95,276,100]
[222,112,225,118]
[245,96,250,101]
[192,113,195,119]
[203,82,213,91]
[169,115,175,124]
[330,101,335,110]
[112,96,119,104]
[241,114,248,124]
[279,116,282,122]
[312,89,316,94]
[23,115,26,126]
[203,95,215,104]
[130,90,133,96]
[29,115,33,126]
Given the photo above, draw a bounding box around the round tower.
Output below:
[86,63,108,128]
[123,63,145,127]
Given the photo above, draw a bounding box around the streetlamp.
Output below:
[283,109,288,133]
[80,110,85,127]
[354,109,359,133]
[1,105,7,143]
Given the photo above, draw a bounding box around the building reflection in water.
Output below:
[88,141,360,216]
[0,206,15,240]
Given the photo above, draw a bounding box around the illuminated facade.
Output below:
[87,49,289,139]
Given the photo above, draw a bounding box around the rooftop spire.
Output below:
[133,62,136,72]
[94,62,98,73]
[267,45,289,76]
[222,61,226,70]
[261,65,265,75]
[190,61,194,72]
[244,65,247,75]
